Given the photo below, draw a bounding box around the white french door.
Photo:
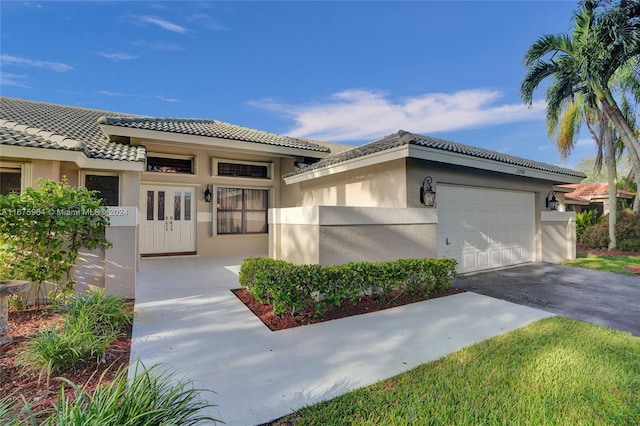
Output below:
[140,186,196,254]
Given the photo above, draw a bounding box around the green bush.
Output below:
[239,257,457,317]
[0,178,111,304]
[575,210,599,242]
[2,363,221,425]
[582,209,640,251]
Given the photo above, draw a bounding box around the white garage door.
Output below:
[437,185,534,274]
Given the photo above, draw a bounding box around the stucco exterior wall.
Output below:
[319,224,437,265]
[270,206,437,265]
[134,138,284,257]
[74,208,139,299]
[280,158,407,208]
[541,212,576,263]
[269,224,319,265]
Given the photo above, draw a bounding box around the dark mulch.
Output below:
[576,243,640,257]
[0,305,132,416]
[232,287,464,331]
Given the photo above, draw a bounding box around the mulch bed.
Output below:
[0,305,132,416]
[232,287,464,331]
[576,243,640,257]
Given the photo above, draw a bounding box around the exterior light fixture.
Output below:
[546,191,558,211]
[204,184,212,203]
[420,176,436,207]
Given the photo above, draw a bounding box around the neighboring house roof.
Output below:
[0,97,147,162]
[99,117,330,153]
[560,183,636,201]
[284,130,586,180]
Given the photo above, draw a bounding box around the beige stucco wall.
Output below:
[318,224,437,265]
[269,224,319,265]
[280,158,407,207]
[541,212,576,263]
[134,138,285,257]
[270,206,437,265]
[74,208,138,299]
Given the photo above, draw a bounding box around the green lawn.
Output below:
[563,253,640,275]
[276,317,640,426]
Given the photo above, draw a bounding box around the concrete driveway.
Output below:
[130,255,553,426]
[455,263,640,337]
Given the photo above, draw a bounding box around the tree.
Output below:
[521,0,640,249]
[0,179,111,305]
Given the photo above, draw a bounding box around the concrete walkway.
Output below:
[130,256,554,426]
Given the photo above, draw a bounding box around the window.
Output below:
[85,174,120,206]
[217,187,268,234]
[213,159,271,179]
[146,155,195,174]
[0,167,21,195]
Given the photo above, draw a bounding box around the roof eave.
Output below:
[283,145,409,184]
[100,124,329,159]
[408,145,585,184]
[0,144,145,172]
[283,143,585,185]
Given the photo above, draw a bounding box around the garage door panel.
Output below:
[438,185,534,274]
[463,253,477,270]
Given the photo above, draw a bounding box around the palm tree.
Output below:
[521,0,640,194]
[521,0,640,249]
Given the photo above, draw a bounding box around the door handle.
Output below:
[165,216,168,231]
[170,216,173,231]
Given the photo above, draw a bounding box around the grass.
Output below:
[278,317,640,425]
[563,253,640,275]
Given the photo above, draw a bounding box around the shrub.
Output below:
[582,209,640,251]
[576,210,599,242]
[0,178,111,304]
[240,257,457,317]
[3,363,221,425]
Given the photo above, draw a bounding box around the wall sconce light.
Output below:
[204,184,212,203]
[546,191,558,211]
[420,176,436,207]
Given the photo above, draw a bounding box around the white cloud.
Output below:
[140,16,187,33]
[130,40,182,51]
[157,96,180,103]
[97,90,128,97]
[0,54,73,72]
[0,72,31,88]
[251,89,546,142]
[186,14,228,31]
[98,50,139,61]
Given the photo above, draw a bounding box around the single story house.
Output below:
[559,183,636,216]
[0,97,585,298]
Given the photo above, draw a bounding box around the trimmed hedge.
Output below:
[582,209,640,251]
[239,257,457,317]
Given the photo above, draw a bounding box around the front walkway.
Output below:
[130,256,553,426]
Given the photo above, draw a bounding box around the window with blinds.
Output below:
[217,187,268,234]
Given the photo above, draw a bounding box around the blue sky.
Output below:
[1,1,598,168]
